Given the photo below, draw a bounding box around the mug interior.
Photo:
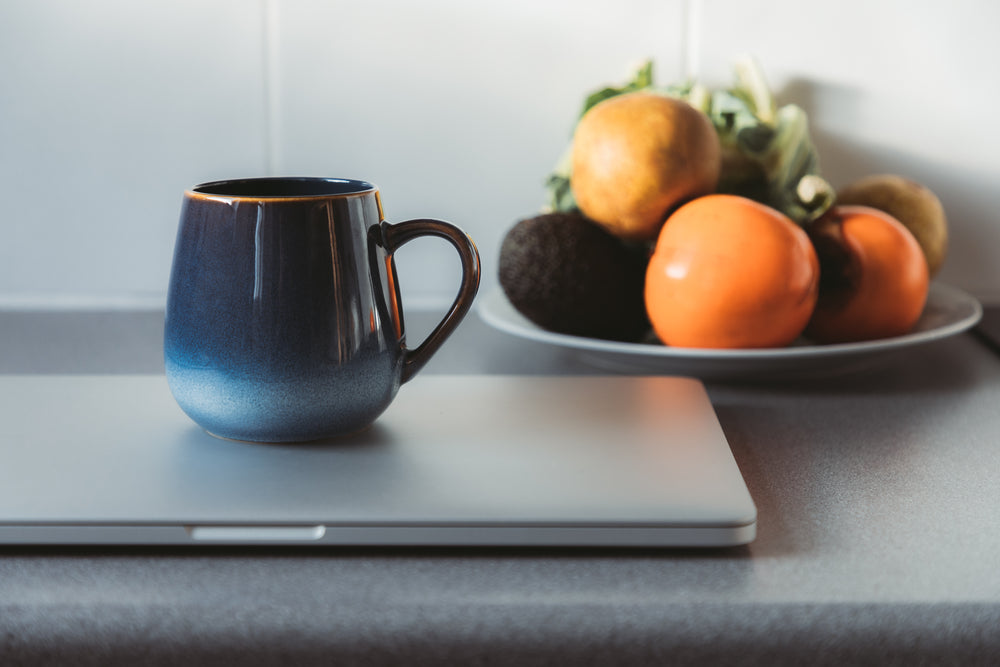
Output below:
[191,177,376,198]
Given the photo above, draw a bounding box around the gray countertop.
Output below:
[2,306,999,665]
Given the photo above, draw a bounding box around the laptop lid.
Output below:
[0,375,755,547]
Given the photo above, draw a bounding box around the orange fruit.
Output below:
[645,194,819,348]
[570,91,721,242]
[805,205,929,343]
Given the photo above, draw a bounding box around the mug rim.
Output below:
[186,177,378,202]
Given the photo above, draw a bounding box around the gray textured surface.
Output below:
[2,306,1000,665]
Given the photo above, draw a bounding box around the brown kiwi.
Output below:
[836,174,948,276]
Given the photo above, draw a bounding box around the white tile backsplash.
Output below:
[0,0,268,305]
[270,0,685,304]
[1,0,998,306]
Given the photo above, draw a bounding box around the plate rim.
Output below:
[477,282,983,362]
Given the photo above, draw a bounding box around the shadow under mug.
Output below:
[164,177,480,442]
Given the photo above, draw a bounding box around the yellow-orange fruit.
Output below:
[570,92,721,242]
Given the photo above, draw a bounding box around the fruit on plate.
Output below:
[835,174,948,276]
[498,211,650,342]
[515,60,945,350]
[645,194,819,348]
[569,91,721,242]
[805,205,930,344]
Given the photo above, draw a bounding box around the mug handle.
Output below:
[382,219,481,383]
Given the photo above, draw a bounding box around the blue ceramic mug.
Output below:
[164,177,480,442]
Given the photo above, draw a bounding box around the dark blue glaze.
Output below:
[164,177,479,442]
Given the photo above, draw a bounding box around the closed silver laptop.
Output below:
[0,375,755,547]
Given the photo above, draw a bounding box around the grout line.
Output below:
[262,0,280,175]
[0,294,168,311]
[681,0,703,80]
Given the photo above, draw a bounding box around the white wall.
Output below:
[2,0,998,308]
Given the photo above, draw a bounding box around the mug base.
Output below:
[203,421,376,444]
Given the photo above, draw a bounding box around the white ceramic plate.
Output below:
[478,283,983,381]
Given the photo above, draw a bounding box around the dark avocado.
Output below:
[498,211,650,342]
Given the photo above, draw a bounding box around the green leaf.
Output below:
[578,60,655,118]
[581,86,627,117]
[545,144,578,212]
